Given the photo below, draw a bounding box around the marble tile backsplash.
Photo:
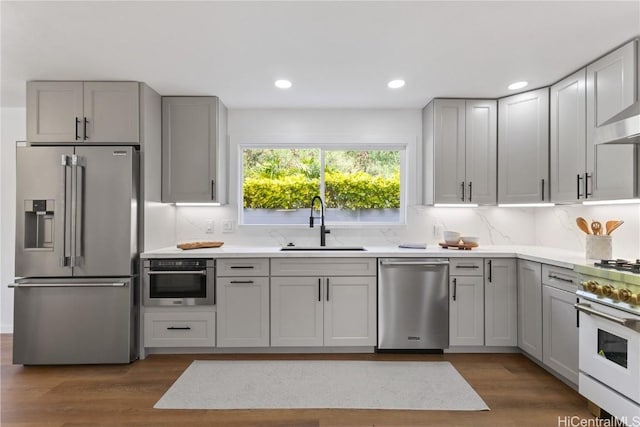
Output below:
[174,203,639,258]
[533,204,640,259]
[174,205,537,248]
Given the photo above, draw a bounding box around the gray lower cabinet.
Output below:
[585,39,638,200]
[485,258,517,346]
[161,96,228,203]
[449,258,484,346]
[517,260,543,360]
[541,265,579,385]
[498,88,550,204]
[449,258,516,347]
[216,259,270,347]
[27,81,140,144]
[143,307,216,348]
[270,258,377,347]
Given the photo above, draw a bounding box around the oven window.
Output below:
[597,329,628,368]
[149,274,206,299]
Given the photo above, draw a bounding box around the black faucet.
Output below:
[309,196,330,246]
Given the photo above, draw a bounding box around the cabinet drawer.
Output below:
[450,258,484,276]
[542,264,577,292]
[144,310,215,347]
[271,258,376,277]
[217,258,269,277]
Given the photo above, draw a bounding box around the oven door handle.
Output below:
[575,303,640,332]
[146,270,207,275]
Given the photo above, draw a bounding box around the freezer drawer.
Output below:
[12,278,137,365]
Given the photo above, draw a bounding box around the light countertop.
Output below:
[141,244,591,270]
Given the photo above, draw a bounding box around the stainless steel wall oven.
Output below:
[143,258,215,306]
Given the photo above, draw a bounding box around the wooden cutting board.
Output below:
[439,242,478,250]
[177,241,224,250]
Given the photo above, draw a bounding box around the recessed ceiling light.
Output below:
[508,81,528,90]
[274,79,292,89]
[387,79,405,89]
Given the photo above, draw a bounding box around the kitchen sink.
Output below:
[280,246,367,251]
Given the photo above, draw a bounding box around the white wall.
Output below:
[1,107,24,333]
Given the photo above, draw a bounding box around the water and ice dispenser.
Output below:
[23,199,55,249]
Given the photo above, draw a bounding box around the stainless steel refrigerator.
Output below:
[12,145,139,364]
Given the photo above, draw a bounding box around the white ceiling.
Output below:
[2,1,639,109]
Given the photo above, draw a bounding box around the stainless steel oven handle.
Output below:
[575,303,640,332]
[146,270,207,275]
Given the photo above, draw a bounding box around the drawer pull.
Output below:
[548,274,574,284]
[455,265,480,269]
[230,280,254,284]
[230,266,255,269]
[167,326,191,331]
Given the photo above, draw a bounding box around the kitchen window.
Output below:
[240,146,404,225]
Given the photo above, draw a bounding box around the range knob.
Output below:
[585,280,602,294]
[619,289,633,303]
[601,285,616,298]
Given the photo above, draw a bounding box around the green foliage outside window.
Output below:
[242,148,400,210]
[243,172,400,210]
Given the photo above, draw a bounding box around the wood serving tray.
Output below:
[439,242,478,250]
[177,241,224,250]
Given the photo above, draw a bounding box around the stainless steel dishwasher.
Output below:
[378,258,449,351]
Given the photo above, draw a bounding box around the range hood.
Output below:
[596,102,640,144]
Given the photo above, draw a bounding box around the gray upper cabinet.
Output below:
[550,69,587,203]
[585,39,638,200]
[498,88,550,204]
[161,96,228,203]
[27,81,139,144]
[423,99,497,205]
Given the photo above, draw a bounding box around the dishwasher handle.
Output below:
[380,260,449,267]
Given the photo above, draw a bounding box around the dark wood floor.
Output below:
[1,334,593,426]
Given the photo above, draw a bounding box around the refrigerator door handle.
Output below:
[70,155,85,267]
[60,155,72,267]
[10,282,127,288]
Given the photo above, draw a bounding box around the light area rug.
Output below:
[154,360,489,411]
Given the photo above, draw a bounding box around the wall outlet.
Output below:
[206,220,214,234]
[433,224,444,238]
[222,220,234,233]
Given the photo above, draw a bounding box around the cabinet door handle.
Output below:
[167,326,191,331]
[211,179,216,201]
[468,181,472,202]
[576,298,580,328]
[461,182,465,202]
[75,117,81,140]
[541,178,545,201]
[83,117,88,140]
[488,260,492,283]
[326,278,330,301]
[318,278,321,302]
[577,174,584,199]
[585,173,592,198]
[453,278,457,301]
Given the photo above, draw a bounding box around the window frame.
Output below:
[237,137,408,227]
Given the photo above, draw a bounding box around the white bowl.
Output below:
[460,236,479,245]
[442,231,461,244]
